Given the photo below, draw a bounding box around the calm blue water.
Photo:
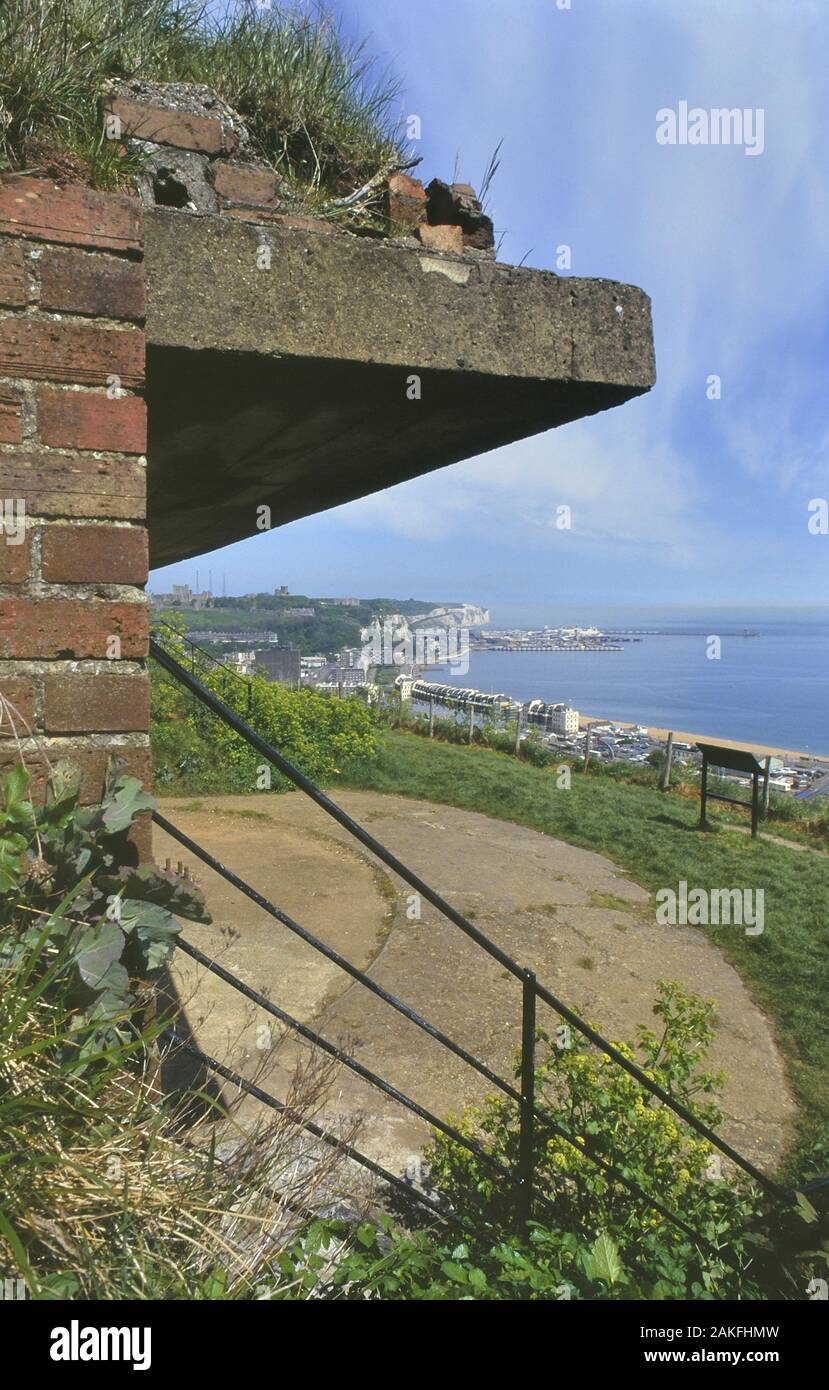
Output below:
[431,606,829,756]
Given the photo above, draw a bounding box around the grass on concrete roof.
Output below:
[0,0,406,200]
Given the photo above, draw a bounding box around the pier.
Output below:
[470,643,623,653]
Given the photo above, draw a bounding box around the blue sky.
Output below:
[151,0,829,615]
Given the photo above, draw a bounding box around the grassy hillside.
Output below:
[158,595,463,657]
[338,730,829,1174]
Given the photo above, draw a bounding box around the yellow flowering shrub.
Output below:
[428,981,757,1263]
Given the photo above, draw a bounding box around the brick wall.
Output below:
[103,80,495,255]
[0,175,151,855]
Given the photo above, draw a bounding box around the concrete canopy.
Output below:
[144,208,656,568]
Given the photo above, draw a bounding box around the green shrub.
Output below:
[425,982,767,1287]
[273,1213,747,1301]
[151,629,378,795]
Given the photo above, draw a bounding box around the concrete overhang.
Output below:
[144,208,656,568]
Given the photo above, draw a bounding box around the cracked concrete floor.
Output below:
[155,791,795,1178]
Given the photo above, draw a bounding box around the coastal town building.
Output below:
[546,703,580,735]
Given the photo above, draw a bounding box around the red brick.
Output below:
[0,599,148,659]
[41,524,147,583]
[0,529,31,584]
[37,388,146,453]
[426,178,494,251]
[0,318,144,389]
[211,161,282,207]
[39,248,145,321]
[417,223,464,255]
[0,741,151,805]
[45,671,149,733]
[0,176,142,252]
[0,674,38,736]
[0,385,23,443]
[386,173,427,231]
[0,452,145,521]
[106,97,232,156]
[0,241,27,306]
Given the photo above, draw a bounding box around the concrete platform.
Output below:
[144,210,656,566]
[156,792,794,1180]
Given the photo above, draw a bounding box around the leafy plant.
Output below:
[269,1215,724,1301]
[421,981,767,1292]
[0,762,209,1052]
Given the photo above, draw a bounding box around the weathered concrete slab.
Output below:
[158,792,794,1178]
[145,210,656,566]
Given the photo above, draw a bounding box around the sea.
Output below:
[424,605,829,757]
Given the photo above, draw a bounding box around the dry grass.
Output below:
[0,939,365,1299]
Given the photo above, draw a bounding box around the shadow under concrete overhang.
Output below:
[144,208,656,568]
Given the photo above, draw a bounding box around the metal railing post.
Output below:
[517,968,537,1233]
[761,755,771,821]
[699,755,709,828]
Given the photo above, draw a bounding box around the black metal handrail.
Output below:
[154,620,253,689]
[149,631,787,1205]
[150,626,795,1273]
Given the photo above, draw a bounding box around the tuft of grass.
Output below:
[0,0,406,203]
[587,890,637,913]
[199,2,404,204]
